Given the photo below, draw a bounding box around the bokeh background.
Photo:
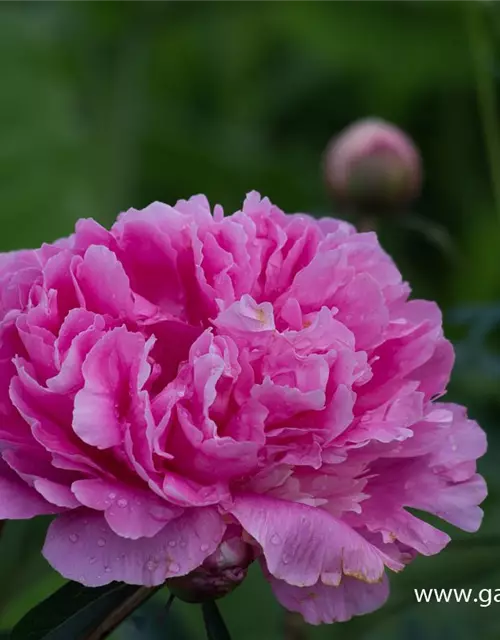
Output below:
[1,1,500,639]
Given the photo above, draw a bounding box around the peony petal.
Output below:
[33,478,80,508]
[408,474,487,533]
[161,471,230,508]
[73,327,146,449]
[111,210,190,318]
[333,273,389,351]
[229,494,401,588]
[74,245,134,319]
[48,311,106,394]
[269,573,390,625]
[360,507,451,556]
[71,478,183,539]
[0,459,61,518]
[43,507,225,587]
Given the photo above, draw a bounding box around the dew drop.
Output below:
[108,492,117,500]
[117,498,128,508]
[97,538,106,547]
[69,533,79,543]
[89,556,97,565]
[78,575,86,583]
[179,539,187,548]
[169,562,180,574]
[168,540,177,548]
[146,560,158,571]
[104,566,112,573]
[200,543,209,552]
[282,554,290,565]
[270,534,281,545]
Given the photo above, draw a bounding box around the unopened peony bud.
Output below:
[324,118,422,212]
[166,537,253,603]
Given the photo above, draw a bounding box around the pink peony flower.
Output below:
[0,193,486,624]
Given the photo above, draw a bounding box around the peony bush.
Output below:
[0,192,486,624]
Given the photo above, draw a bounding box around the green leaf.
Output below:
[201,601,232,640]
[10,581,157,640]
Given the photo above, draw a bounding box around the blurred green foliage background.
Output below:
[1,1,500,638]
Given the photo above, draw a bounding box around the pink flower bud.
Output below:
[324,118,422,211]
[166,537,253,603]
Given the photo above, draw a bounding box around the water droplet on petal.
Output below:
[117,498,128,508]
[200,543,209,552]
[282,554,290,565]
[108,492,117,500]
[104,566,112,573]
[169,562,180,574]
[180,540,187,548]
[97,538,106,547]
[89,556,97,565]
[168,540,177,548]
[69,533,79,543]
[146,560,158,571]
[270,534,281,545]
[78,575,86,583]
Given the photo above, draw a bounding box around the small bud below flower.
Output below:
[323,118,422,212]
[166,537,253,603]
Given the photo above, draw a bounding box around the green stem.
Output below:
[165,593,175,614]
[84,586,159,640]
[201,600,232,640]
[466,2,500,224]
[284,611,307,640]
